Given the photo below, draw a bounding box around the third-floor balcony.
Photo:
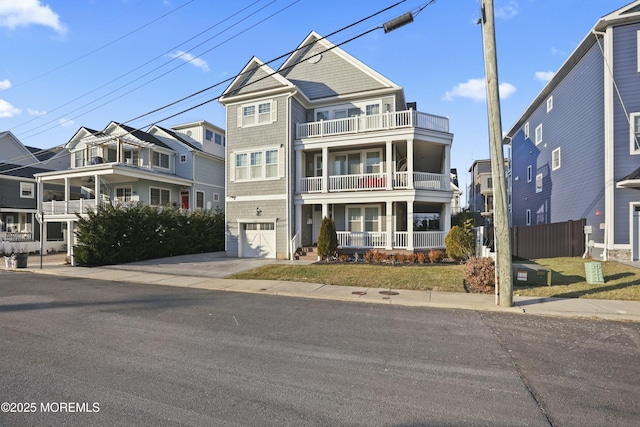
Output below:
[296,109,449,139]
[298,171,449,193]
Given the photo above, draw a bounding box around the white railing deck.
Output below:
[299,171,449,193]
[41,199,143,216]
[336,231,446,249]
[296,109,449,139]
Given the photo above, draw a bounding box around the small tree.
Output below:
[445,220,475,261]
[317,217,337,261]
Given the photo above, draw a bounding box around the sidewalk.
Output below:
[3,252,640,322]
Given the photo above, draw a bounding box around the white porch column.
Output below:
[386,201,393,250]
[407,139,414,189]
[321,203,328,220]
[66,220,73,257]
[37,179,44,214]
[94,174,100,211]
[295,149,302,193]
[322,146,328,192]
[64,177,70,215]
[443,144,451,190]
[295,202,302,247]
[442,203,451,233]
[386,140,393,190]
[407,201,414,250]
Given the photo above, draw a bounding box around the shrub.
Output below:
[338,253,349,262]
[464,257,495,293]
[317,217,338,261]
[396,253,407,264]
[373,250,386,263]
[445,221,474,261]
[417,252,427,264]
[428,249,445,263]
[364,250,375,263]
[406,253,417,264]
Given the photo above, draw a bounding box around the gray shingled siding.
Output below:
[283,48,387,99]
[612,23,640,244]
[511,42,605,246]
[233,66,285,96]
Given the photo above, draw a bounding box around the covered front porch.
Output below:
[293,200,450,254]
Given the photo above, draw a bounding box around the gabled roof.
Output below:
[505,0,640,141]
[26,145,64,161]
[0,130,39,164]
[219,56,295,102]
[67,122,173,151]
[114,122,171,149]
[278,31,401,101]
[151,125,202,151]
[0,162,53,178]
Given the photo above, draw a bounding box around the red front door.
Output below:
[180,191,189,209]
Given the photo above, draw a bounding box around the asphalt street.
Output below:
[1,271,639,426]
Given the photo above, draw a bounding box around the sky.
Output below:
[0,0,629,203]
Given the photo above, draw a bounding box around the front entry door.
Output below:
[180,191,189,210]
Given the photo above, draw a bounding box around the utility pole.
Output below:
[480,0,513,306]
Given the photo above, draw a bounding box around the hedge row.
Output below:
[74,204,224,266]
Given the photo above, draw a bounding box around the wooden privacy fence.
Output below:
[511,219,586,259]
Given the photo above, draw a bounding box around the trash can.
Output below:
[584,262,604,284]
[11,253,28,268]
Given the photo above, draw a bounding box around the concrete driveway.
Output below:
[103,252,280,278]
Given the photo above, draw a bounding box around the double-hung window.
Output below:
[239,100,276,127]
[115,186,132,201]
[205,129,213,141]
[552,148,561,170]
[196,191,205,209]
[233,148,281,181]
[152,151,170,169]
[74,149,86,168]
[536,173,543,193]
[630,112,640,153]
[20,182,34,198]
[535,124,543,145]
[150,187,171,206]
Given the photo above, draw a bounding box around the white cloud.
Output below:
[0,99,20,117]
[443,78,516,102]
[534,71,555,83]
[0,0,66,33]
[168,51,210,72]
[58,118,74,127]
[28,108,46,116]
[495,1,519,20]
[0,79,10,90]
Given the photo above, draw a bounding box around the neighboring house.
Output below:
[34,121,225,258]
[0,131,64,253]
[219,31,454,259]
[504,0,640,261]
[467,159,509,222]
[450,168,462,215]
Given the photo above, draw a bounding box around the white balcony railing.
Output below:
[41,199,99,215]
[296,109,449,139]
[336,230,446,249]
[299,171,448,193]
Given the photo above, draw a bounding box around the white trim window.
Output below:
[214,133,224,146]
[536,173,543,193]
[546,96,553,112]
[213,193,220,202]
[232,147,283,181]
[150,187,171,206]
[180,154,187,163]
[115,186,132,201]
[152,151,170,169]
[20,182,34,198]
[524,122,530,139]
[535,124,543,145]
[630,112,640,153]
[527,165,532,182]
[205,129,213,141]
[526,209,531,226]
[347,205,380,232]
[237,100,277,127]
[552,147,561,170]
[73,149,86,168]
[196,191,205,209]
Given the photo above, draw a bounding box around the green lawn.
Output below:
[228,257,640,301]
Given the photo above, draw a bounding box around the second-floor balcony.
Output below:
[299,171,449,193]
[296,109,449,139]
[41,197,141,216]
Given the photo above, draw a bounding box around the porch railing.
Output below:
[42,199,99,215]
[1,232,34,242]
[336,230,446,249]
[299,171,448,193]
[296,109,449,139]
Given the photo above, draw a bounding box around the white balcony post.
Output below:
[386,201,393,250]
[322,146,328,193]
[407,139,414,189]
[295,149,302,193]
[295,202,302,246]
[321,203,328,220]
[94,174,100,211]
[407,201,414,250]
[37,178,44,215]
[386,141,393,190]
[64,177,70,214]
[442,203,451,234]
[443,145,451,190]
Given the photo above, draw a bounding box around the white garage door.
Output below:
[241,222,276,258]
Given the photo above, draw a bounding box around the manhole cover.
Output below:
[352,291,367,296]
[378,290,399,296]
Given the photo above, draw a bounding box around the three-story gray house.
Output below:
[505,0,640,261]
[220,32,454,259]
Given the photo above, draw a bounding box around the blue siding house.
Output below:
[505,1,640,261]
